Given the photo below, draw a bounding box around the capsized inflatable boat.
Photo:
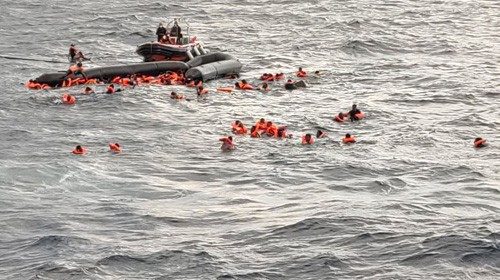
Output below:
[34,52,242,87]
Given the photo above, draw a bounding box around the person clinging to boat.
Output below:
[65,62,87,80]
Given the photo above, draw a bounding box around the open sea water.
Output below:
[0,0,499,279]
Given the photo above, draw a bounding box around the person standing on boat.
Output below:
[156,22,167,42]
[169,19,183,44]
[169,19,181,37]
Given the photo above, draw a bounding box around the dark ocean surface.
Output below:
[0,0,499,279]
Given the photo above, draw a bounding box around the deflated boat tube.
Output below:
[185,52,242,82]
[35,61,189,86]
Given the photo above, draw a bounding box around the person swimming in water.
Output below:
[473,137,487,148]
[348,104,361,121]
[302,133,314,145]
[83,86,94,94]
[316,130,327,138]
[250,126,261,138]
[220,136,235,151]
[170,91,185,99]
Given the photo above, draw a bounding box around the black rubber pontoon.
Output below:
[185,52,242,81]
[34,52,241,86]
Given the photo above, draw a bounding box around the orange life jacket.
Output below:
[111,76,122,84]
[217,87,233,93]
[62,79,72,87]
[72,148,86,155]
[275,73,285,80]
[334,115,345,122]
[354,112,365,120]
[109,143,122,153]
[85,79,98,85]
[251,130,261,138]
[62,94,76,105]
[255,121,267,132]
[297,71,307,78]
[232,123,248,135]
[266,125,278,137]
[474,139,486,148]
[343,136,356,144]
[301,135,314,145]
[236,81,253,90]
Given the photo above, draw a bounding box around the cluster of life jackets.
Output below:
[62,77,99,88]
[26,80,51,90]
[259,73,285,82]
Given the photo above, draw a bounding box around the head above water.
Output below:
[76,145,82,150]
[345,133,351,138]
[316,130,323,138]
[228,136,233,141]
[352,104,357,109]
[287,79,292,83]
[299,67,303,71]
[305,134,312,140]
[474,137,482,142]
[77,62,82,67]
[259,118,265,123]
[251,125,257,132]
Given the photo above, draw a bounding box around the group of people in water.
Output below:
[219,108,360,151]
[25,52,488,153]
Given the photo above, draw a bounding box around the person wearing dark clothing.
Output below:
[156,23,167,41]
[169,20,182,37]
[69,44,77,60]
[348,104,361,121]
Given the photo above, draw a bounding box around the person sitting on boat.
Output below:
[66,62,87,79]
[156,23,167,41]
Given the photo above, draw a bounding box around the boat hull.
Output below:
[136,42,192,62]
